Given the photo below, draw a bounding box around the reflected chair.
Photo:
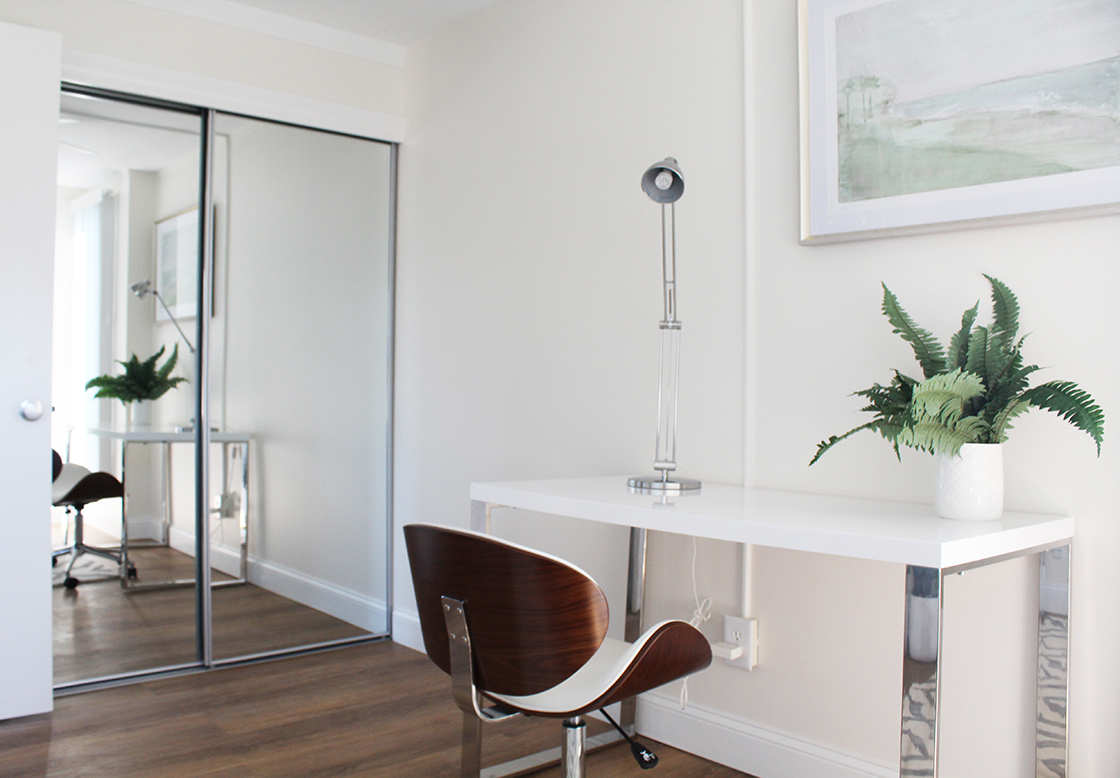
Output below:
[404,523,712,777]
[51,450,131,589]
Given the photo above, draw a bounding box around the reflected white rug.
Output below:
[900,612,1067,778]
[52,551,120,586]
[1036,613,1068,778]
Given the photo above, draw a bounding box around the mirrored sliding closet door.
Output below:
[51,87,394,688]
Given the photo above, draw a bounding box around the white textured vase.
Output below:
[128,400,153,430]
[934,443,1003,521]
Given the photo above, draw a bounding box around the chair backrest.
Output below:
[404,524,609,697]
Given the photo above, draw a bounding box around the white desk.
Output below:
[470,476,1071,778]
[89,427,250,590]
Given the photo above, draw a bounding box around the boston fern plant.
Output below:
[810,275,1104,465]
[86,344,188,403]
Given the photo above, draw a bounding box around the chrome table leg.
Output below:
[1036,544,1070,778]
[900,565,943,777]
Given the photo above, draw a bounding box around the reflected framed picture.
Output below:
[155,207,199,321]
[799,0,1120,243]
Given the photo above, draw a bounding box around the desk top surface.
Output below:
[470,476,1073,569]
[88,427,250,443]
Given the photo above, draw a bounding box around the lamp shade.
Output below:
[641,157,684,203]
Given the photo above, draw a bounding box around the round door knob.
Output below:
[19,399,43,421]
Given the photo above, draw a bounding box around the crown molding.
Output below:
[120,0,407,68]
[62,48,406,142]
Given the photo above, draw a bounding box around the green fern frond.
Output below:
[1021,381,1105,455]
[981,357,1038,423]
[882,284,946,379]
[946,303,978,371]
[984,275,1020,346]
[964,325,993,382]
[812,276,1105,465]
[85,345,188,404]
[896,370,987,455]
[989,397,1030,444]
[810,423,879,465]
[908,370,985,423]
[897,419,986,456]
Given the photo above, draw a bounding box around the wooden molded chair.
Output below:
[404,523,712,777]
[52,449,130,589]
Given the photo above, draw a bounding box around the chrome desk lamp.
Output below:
[629,158,700,494]
[130,279,196,354]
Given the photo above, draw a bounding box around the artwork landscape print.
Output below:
[800,0,1120,241]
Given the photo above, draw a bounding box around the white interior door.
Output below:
[0,21,61,720]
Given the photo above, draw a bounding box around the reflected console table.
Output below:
[89,427,250,591]
[470,476,1072,778]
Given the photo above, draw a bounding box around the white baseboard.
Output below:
[80,512,160,544]
[126,516,164,543]
[392,607,425,653]
[169,526,241,578]
[636,693,896,778]
[168,527,387,634]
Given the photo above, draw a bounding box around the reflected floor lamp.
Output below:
[629,158,700,494]
[130,279,195,354]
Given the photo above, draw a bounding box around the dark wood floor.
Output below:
[3,641,752,777]
[53,531,372,683]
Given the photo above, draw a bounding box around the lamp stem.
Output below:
[661,203,678,323]
[152,290,196,353]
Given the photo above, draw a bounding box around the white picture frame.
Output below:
[155,207,199,321]
[799,0,1120,243]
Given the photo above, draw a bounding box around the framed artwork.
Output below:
[799,0,1120,243]
[155,208,199,321]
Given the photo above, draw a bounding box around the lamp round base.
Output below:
[628,475,702,494]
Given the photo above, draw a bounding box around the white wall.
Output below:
[398,1,1120,776]
[394,0,752,755]
[395,0,745,633]
[747,1,1120,775]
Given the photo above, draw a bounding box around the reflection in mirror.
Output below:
[53,89,203,684]
[52,89,393,688]
[209,113,393,658]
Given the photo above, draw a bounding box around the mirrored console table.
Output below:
[470,476,1072,778]
[88,427,250,591]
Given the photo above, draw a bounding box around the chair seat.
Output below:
[53,463,123,507]
[488,620,711,717]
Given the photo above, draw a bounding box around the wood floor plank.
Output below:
[2,642,753,777]
[53,545,372,683]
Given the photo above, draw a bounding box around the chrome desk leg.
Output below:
[1037,544,1070,778]
[900,565,943,778]
[228,441,250,581]
[621,526,647,732]
[470,499,491,534]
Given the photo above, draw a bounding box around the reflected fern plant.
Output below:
[810,276,1103,465]
[85,344,188,404]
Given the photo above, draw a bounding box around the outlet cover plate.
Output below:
[723,615,758,669]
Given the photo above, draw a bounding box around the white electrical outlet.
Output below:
[723,615,758,670]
